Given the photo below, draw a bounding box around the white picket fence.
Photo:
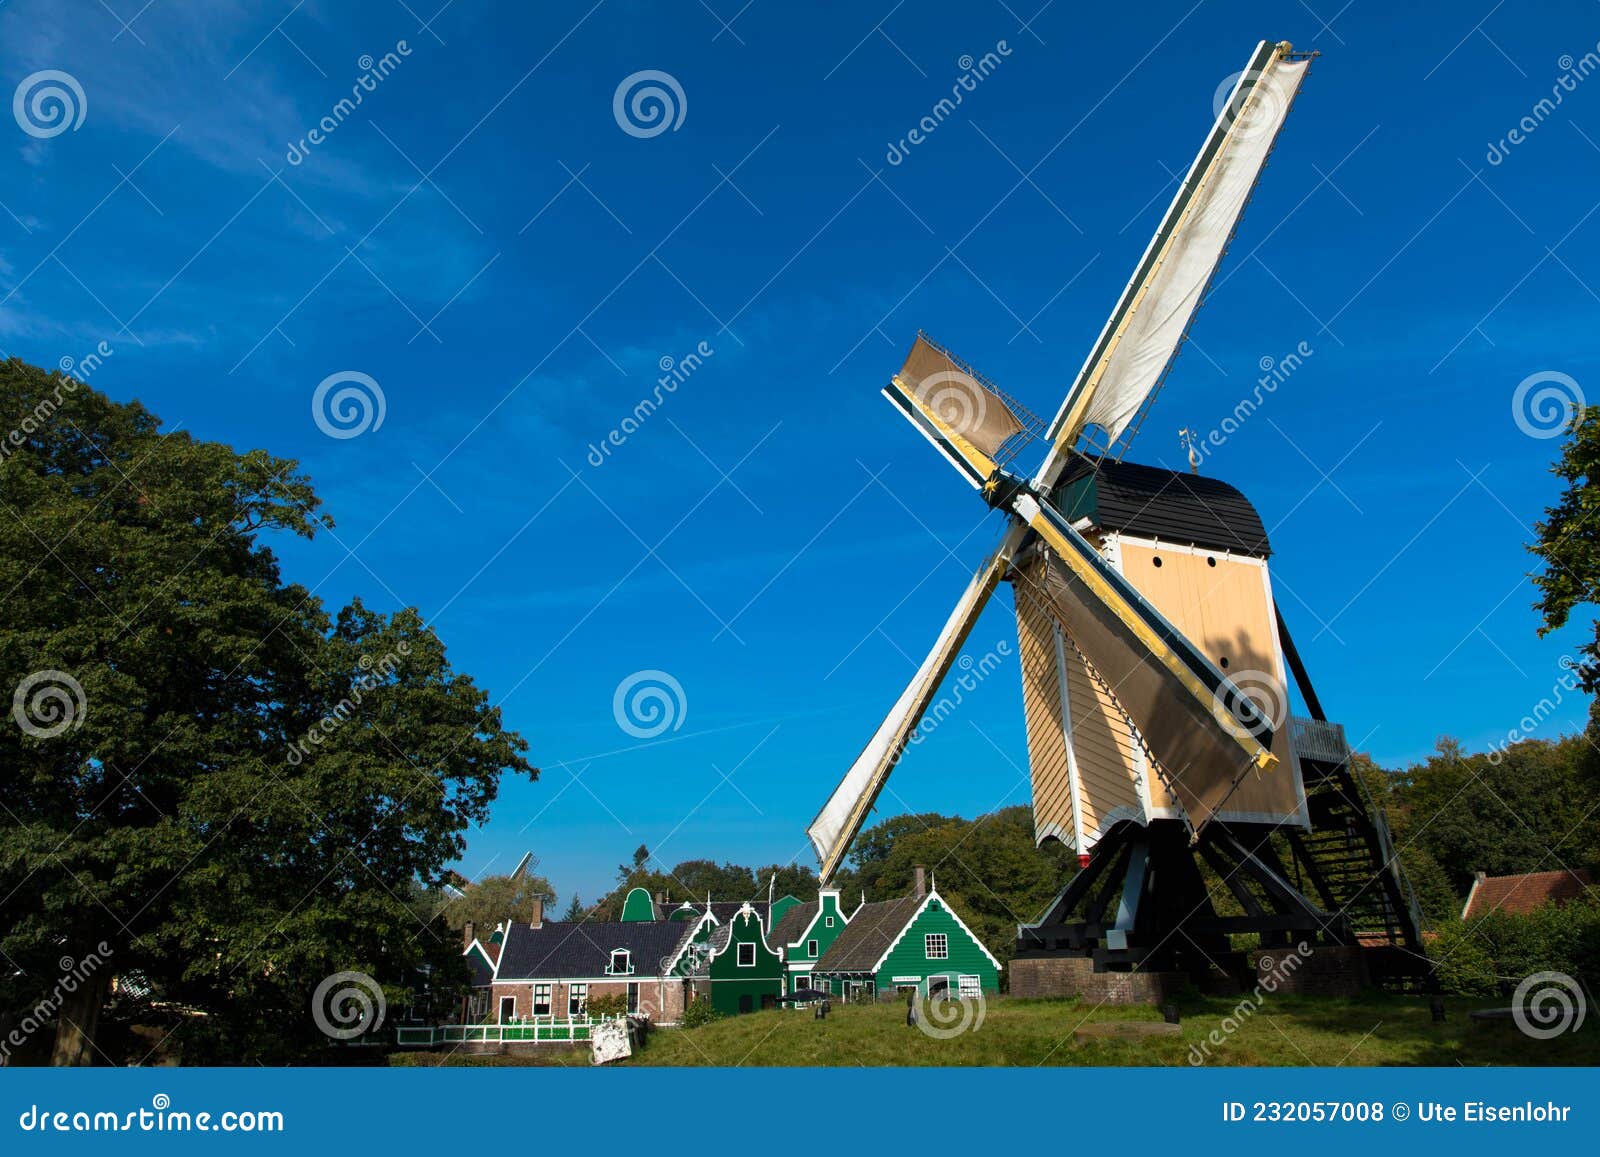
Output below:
[395,1016,613,1046]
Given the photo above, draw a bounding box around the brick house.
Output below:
[1461,868,1594,920]
[488,898,699,1025]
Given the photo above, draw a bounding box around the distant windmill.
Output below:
[807,42,1431,991]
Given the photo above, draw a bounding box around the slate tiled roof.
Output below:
[814,896,923,973]
[1050,456,1272,558]
[767,901,819,948]
[496,920,697,980]
[1462,869,1593,920]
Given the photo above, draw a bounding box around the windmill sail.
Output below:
[884,334,1035,490]
[1011,493,1275,833]
[808,537,1019,880]
[1039,41,1310,477]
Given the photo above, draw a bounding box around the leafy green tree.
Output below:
[0,360,534,1064]
[442,873,556,937]
[1531,406,1600,690]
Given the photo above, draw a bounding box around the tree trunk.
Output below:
[50,970,111,1066]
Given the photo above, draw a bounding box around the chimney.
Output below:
[462,921,475,949]
[912,865,927,900]
[530,896,544,929]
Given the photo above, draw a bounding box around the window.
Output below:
[627,983,640,1014]
[737,942,756,967]
[825,916,834,928]
[815,978,831,993]
[807,939,819,957]
[498,995,515,1024]
[609,949,632,975]
[533,983,552,1016]
[568,983,587,1016]
[959,975,981,999]
[925,933,949,959]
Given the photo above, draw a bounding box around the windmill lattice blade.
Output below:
[1037,40,1311,484]
[808,532,1022,881]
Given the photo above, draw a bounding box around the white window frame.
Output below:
[627,982,640,1013]
[958,974,981,998]
[737,942,756,967]
[925,933,949,960]
[533,983,552,1016]
[825,916,834,928]
[498,995,516,1024]
[807,939,819,957]
[609,948,633,975]
[568,982,587,1016]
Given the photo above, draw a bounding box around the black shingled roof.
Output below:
[496,920,695,980]
[814,895,924,973]
[767,901,819,948]
[1049,457,1271,558]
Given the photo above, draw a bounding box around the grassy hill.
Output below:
[619,995,1600,1067]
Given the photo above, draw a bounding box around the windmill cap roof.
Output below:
[1049,456,1271,558]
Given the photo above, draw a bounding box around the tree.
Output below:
[1531,406,1600,690]
[561,894,585,921]
[0,360,535,1064]
[441,873,557,937]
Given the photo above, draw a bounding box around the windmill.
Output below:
[809,42,1431,990]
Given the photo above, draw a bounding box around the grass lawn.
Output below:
[621,995,1599,1066]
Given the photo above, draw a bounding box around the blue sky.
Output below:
[4,0,1599,905]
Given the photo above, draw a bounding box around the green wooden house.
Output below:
[691,902,783,1014]
[767,889,850,994]
[810,883,1001,1001]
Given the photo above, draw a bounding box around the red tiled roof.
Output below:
[1462,869,1593,920]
